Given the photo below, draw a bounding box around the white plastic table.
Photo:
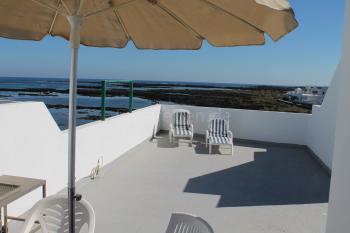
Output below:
[0,175,46,233]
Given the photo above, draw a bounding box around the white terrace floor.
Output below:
[76,133,330,233]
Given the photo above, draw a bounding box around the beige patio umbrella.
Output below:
[0,0,298,232]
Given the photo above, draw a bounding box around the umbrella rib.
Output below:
[199,0,264,33]
[83,0,139,18]
[60,0,72,15]
[155,2,203,40]
[114,9,131,40]
[32,0,67,16]
[76,0,86,15]
[48,1,62,34]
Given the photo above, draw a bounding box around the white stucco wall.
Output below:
[0,103,161,216]
[326,1,350,232]
[0,101,65,216]
[306,68,339,169]
[73,105,160,182]
[160,104,310,145]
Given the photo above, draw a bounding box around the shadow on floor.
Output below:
[194,142,234,156]
[184,145,331,207]
[155,134,194,149]
[155,133,251,156]
[155,133,236,155]
[193,142,224,155]
[153,136,178,148]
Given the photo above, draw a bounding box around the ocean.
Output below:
[0,77,258,129]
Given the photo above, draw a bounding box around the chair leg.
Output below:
[209,144,212,154]
[205,137,208,148]
[169,132,173,144]
[231,144,233,156]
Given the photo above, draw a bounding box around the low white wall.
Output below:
[0,102,161,216]
[160,104,310,145]
[73,105,160,182]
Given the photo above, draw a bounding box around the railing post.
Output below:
[129,80,134,113]
[101,80,133,119]
[101,80,107,120]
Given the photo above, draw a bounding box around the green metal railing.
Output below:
[101,80,134,121]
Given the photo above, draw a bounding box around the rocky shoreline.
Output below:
[0,83,311,114]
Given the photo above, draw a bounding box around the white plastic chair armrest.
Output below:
[189,124,194,132]
[228,130,233,139]
[19,208,39,233]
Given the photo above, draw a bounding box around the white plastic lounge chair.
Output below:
[165,212,214,233]
[206,113,234,155]
[169,109,194,145]
[19,195,95,233]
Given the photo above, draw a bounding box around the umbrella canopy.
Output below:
[0,1,298,233]
[0,0,297,49]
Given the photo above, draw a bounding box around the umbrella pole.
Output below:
[67,15,82,233]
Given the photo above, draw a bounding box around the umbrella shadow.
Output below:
[184,146,330,207]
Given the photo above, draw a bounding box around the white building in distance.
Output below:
[284,86,328,105]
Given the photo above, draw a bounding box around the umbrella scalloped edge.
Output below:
[255,0,291,11]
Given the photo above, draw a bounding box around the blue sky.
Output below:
[0,0,345,86]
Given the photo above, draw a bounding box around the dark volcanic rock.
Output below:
[46,104,129,113]
[1,83,310,114]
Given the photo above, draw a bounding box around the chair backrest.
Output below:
[165,213,214,233]
[20,195,95,233]
[208,112,229,137]
[172,109,191,127]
